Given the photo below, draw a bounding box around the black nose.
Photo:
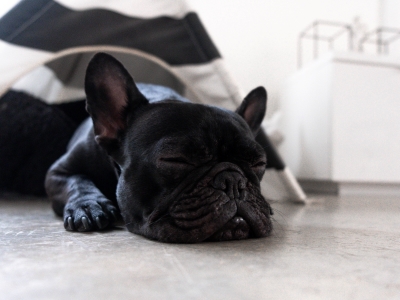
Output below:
[212,171,247,199]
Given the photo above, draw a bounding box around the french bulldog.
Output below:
[45,53,273,243]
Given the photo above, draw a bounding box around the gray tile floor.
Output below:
[1,194,400,300]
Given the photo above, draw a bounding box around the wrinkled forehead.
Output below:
[124,101,266,164]
[128,102,251,144]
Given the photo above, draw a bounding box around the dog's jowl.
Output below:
[45,53,273,243]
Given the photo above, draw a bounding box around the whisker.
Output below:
[270,216,286,238]
[271,208,288,225]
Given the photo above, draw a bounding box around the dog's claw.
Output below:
[81,217,90,230]
[95,216,102,229]
[67,217,74,231]
[63,198,118,232]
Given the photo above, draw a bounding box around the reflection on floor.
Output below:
[1,194,399,299]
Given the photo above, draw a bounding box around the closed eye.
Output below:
[159,157,194,166]
[252,161,266,168]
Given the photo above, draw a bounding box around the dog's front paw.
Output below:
[63,198,120,232]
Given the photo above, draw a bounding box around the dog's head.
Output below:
[84,53,272,243]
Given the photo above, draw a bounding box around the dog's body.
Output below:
[43,53,273,243]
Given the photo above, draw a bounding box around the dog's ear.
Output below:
[85,52,148,150]
[235,86,267,135]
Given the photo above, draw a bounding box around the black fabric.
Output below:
[55,100,88,126]
[0,0,221,66]
[0,0,53,39]
[0,91,81,195]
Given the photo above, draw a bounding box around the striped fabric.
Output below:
[0,0,243,110]
[0,0,306,202]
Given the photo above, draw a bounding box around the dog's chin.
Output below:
[127,183,273,243]
[206,215,252,241]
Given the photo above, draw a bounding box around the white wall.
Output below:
[381,0,400,27]
[380,0,400,54]
[186,0,380,115]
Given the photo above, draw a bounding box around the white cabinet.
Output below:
[280,52,400,194]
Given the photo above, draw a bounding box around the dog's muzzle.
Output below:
[168,162,273,242]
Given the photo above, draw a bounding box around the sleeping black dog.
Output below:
[3,53,273,243]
